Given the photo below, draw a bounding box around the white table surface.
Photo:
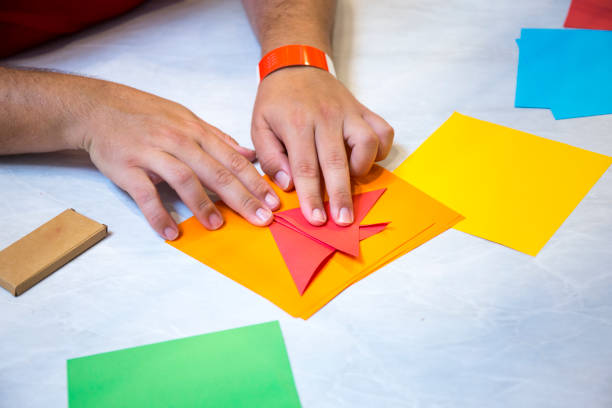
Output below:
[1,0,611,407]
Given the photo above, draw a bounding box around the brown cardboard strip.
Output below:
[0,209,107,296]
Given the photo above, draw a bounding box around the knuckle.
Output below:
[240,194,259,212]
[299,190,322,205]
[252,121,270,136]
[197,197,215,213]
[124,156,140,168]
[228,152,249,173]
[377,124,394,158]
[351,162,371,177]
[288,109,309,131]
[252,179,271,196]
[318,103,342,122]
[293,160,319,179]
[324,150,348,170]
[132,185,157,206]
[219,132,234,143]
[162,129,190,148]
[332,189,352,205]
[147,210,167,229]
[383,123,395,138]
[360,131,379,150]
[214,167,235,187]
[183,119,205,134]
[171,166,194,186]
[259,156,280,175]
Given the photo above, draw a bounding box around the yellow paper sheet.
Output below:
[167,165,463,319]
[394,112,612,256]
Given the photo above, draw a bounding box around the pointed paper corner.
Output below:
[269,221,335,295]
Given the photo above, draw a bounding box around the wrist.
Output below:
[61,115,90,151]
[261,40,332,57]
[58,75,111,152]
[258,44,335,81]
[59,79,97,152]
[259,29,332,56]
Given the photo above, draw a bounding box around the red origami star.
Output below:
[269,188,389,294]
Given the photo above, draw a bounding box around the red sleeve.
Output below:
[0,0,145,59]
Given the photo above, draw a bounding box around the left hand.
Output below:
[251,67,394,227]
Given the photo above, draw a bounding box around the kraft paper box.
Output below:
[0,209,107,296]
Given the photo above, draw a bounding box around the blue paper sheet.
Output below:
[515,28,612,119]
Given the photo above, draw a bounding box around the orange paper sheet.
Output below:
[167,165,463,319]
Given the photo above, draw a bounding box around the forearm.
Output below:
[1,66,283,237]
[0,67,90,155]
[241,0,336,55]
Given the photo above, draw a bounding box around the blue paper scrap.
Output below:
[515,28,612,119]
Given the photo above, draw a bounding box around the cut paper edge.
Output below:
[359,223,390,240]
[273,216,335,250]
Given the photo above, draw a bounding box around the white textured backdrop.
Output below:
[1,0,611,407]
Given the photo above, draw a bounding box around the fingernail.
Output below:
[275,171,291,190]
[256,207,272,223]
[209,213,223,229]
[164,227,178,240]
[265,193,279,208]
[338,207,353,225]
[312,208,326,223]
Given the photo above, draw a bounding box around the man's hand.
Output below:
[252,67,393,226]
[0,68,280,239]
[81,81,281,239]
[242,0,394,226]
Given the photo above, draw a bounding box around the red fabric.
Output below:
[564,0,612,30]
[0,0,145,58]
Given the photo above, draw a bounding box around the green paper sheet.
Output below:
[67,321,301,408]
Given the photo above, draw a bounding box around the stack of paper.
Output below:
[565,0,612,30]
[515,28,612,119]
[394,112,612,256]
[67,321,301,407]
[168,165,463,319]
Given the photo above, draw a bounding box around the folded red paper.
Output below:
[564,0,612,30]
[269,189,389,295]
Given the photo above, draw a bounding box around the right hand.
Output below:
[70,79,280,240]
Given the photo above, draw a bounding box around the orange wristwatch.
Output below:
[258,44,336,81]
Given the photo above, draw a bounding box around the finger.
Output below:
[145,170,163,185]
[113,168,179,240]
[198,131,281,211]
[169,145,274,227]
[204,122,256,162]
[143,152,224,231]
[251,117,293,191]
[315,121,353,226]
[344,116,380,177]
[280,121,327,225]
[362,109,394,161]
